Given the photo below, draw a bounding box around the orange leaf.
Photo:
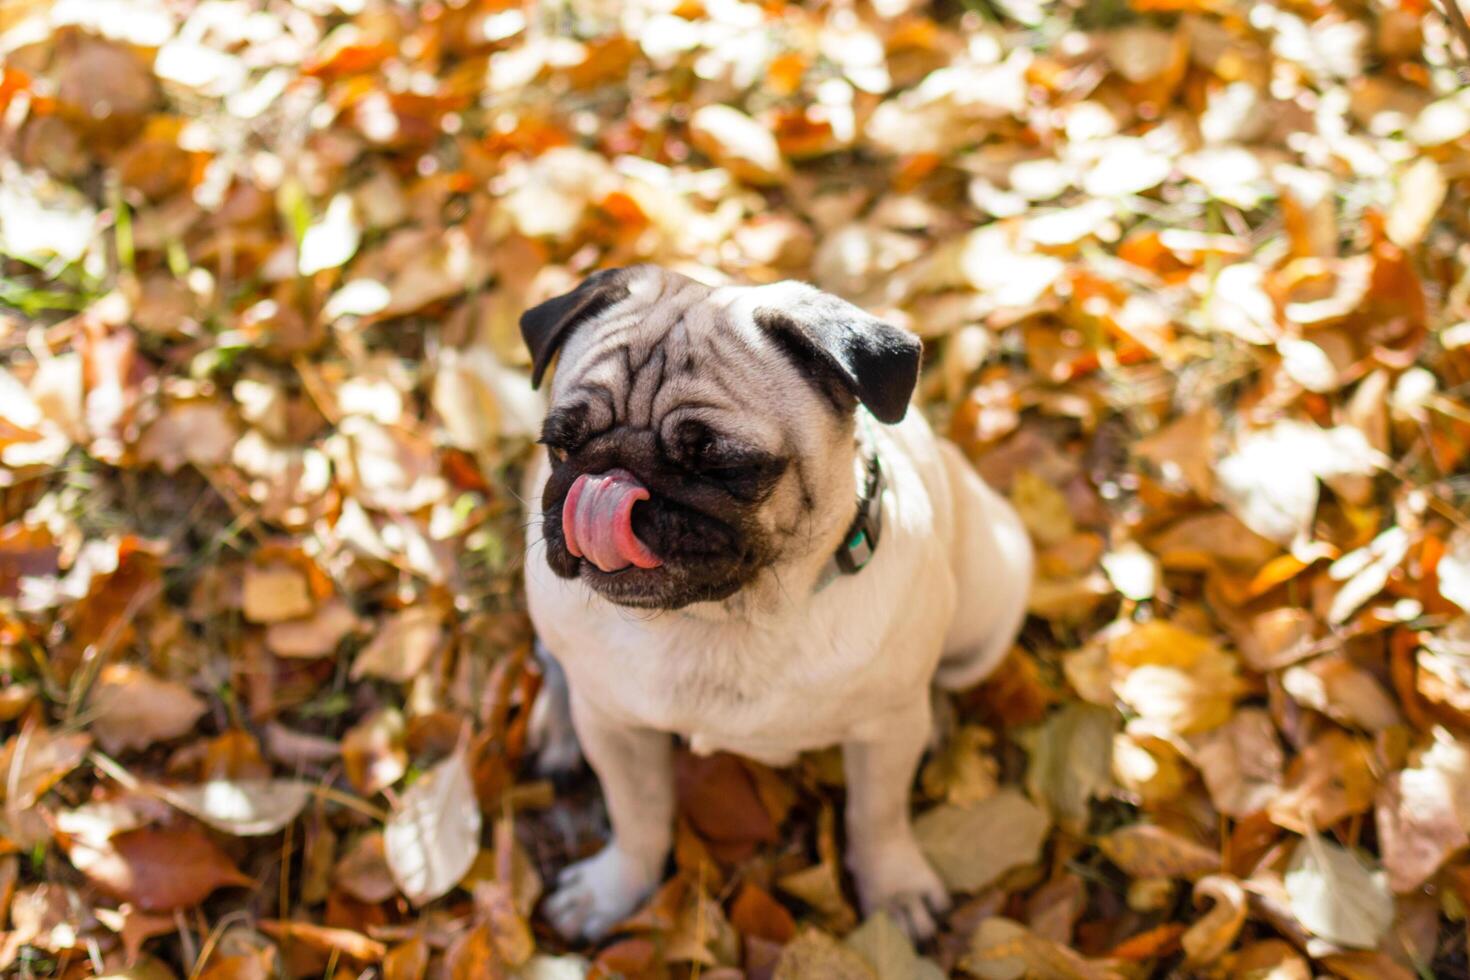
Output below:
[675,751,778,859]
[1106,922,1186,961]
[258,920,386,962]
[728,882,796,944]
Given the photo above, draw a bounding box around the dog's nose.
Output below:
[562,469,663,572]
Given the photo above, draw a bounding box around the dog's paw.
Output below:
[851,839,951,942]
[544,844,660,941]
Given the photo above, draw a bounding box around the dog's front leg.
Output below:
[545,695,672,941]
[843,701,950,940]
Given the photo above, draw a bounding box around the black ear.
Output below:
[519,267,634,388]
[754,288,922,425]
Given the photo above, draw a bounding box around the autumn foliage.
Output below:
[2,0,1470,977]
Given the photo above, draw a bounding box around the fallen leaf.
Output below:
[676,751,779,857]
[845,911,944,980]
[0,725,91,807]
[1326,526,1412,625]
[1217,940,1311,979]
[382,938,430,980]
[136,401,238,473]
[964,917,1122,980]
[160,779,313,836]
[921,724,1000,805]
[1097,825,1220,879]
[342,707,408,796]
[68,827,252,911]
[1283,831,1393,950]
[1010,470,1076,547]
[729,882,797,944]
[351,606,445,683]
[88,665,207,755]
[385,742,482,905]
[1268,729,1377,834]
[914,788,1050,892]
[1215,421,1381,546]
[1386,158,1446,249]
[1181,875,1248,966]
[689,105,790,185]
[1023,703,1115,833]
[265,598,362,658]
[773,928,876,980]
[474,880,534,967]
[1282,656,1402,732]
[1187,707,1285,818]
[298,193,361,276]
[1375,767,1467,893]
[335,831,397,904]
[1111,731,1188,806]
[1106,922,1186,961]
[257,920,385,962]
[1108,621,1240,735]
[1438,527,1470,612]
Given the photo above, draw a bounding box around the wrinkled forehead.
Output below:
[550,277,814,450]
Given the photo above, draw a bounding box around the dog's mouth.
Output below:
[561,469,663,573]
[545,467,761,609]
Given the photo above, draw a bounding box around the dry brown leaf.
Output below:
[1188,707,1285,818]
[1326,527,1412,625]
[257,920,385,962]
[1375,767,1467,893]
[1437,528,1470,613]
[265,598,362,658]
[0,725,91,807]
[342,707,408,796]
[1097,825,1220,879]
[335,831,397,904]
[1112,731,1188,805]
[351,606,445,683]
[1216,940,1311,979]
[1181,875,1247,967]
[88,665,207,755]
[964,917,1123,980]
[136,401,238,473]
[1268,729,1377,834]
[68,827,252,911]
[1282,656,1402,732]
[241,562,314,624]
[1385,157,1446,249]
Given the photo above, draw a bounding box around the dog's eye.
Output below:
[547,444,569,463]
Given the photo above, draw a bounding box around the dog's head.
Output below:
[521,265,921,611]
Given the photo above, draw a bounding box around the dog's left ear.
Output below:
[754,286,922,425]
[520,267,635,388]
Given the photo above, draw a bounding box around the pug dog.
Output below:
[520,265,1033,942]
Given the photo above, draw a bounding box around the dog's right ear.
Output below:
[520,267,634,388]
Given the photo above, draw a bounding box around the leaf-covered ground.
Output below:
[2,0,1470,976]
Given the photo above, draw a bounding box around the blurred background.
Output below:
[2,0,1470,977]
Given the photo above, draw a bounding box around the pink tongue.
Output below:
[562,469,662,573]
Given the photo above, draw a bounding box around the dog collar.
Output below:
[814,430,885,593]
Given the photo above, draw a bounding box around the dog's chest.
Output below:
[546,604,919,764]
